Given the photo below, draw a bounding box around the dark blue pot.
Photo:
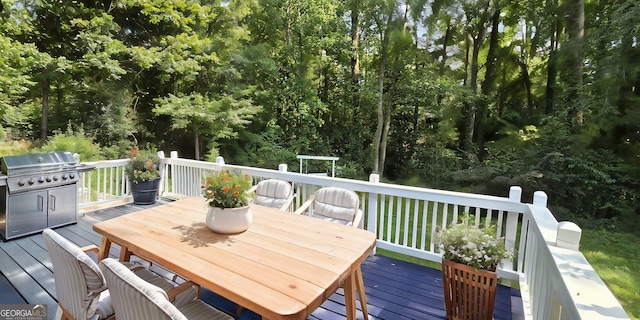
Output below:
[130,178,160,205]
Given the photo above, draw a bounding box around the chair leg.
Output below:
[59,304,73,320]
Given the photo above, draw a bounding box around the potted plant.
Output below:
[125,147,161,205]
[201,170,253,234]
[437,214,512,320]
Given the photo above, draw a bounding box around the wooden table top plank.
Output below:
[136,198,375,293]
[125,204,351,276]
[93,197,377,320]
[139,199,374,264]
[124,213,340,292]
[250,206,375,249]
[97,212,330,303]
[226,224,350,274]
[247,221,375,267]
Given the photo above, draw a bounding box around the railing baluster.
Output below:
[430,201,439,252]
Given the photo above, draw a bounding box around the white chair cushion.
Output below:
[312,187,359,224]
[179,300,236,320]
[311,213,354,226]
[100,258,188,320]
[43,229,107,319]
[100,258,234,320]
[95,290,115,319]
[253,180,292,209]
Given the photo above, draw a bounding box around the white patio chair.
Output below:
[249,179,294,211]
[294,186,363,228]
[293,187,368,315]
[99,258,234,320]
[42,228,195,320]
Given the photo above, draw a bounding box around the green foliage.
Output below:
[238,126,298,169]
[0,140,32,156]
[202,170,252,208]
[124,147,161,183]
[153,93,260,141]
[37,125,102,161]
[437,214,512,270]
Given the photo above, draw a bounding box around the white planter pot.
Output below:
[206,206,252,234]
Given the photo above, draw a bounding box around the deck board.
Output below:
[0,201,522,320]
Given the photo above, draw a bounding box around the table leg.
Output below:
[355,266,369,320]
[343,269,357,320]
[98,237,111,261]
[119,246,132,262]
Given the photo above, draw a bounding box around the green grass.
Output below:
[581,229,640,320]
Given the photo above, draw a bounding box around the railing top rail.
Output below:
[82,158,129,168]
[548,244,629,320]
[161,158,527,213]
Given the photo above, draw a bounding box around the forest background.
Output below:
[1,0,639,317]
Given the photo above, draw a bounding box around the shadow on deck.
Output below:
[0,201,523,320]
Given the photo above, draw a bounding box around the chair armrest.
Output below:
[293,195,314,215]
[279,195,295,212]
[81,245,100,255]
[352,209,364,229]
[167,280,200,302]
[246,184,258,194]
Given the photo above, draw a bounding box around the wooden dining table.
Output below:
[92,197,376,320]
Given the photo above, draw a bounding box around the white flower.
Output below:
[437,214,512,270]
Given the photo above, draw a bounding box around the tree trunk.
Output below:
[41,68,50,142]
[459,33,472,152]
[373,13,393,174]
[350,0,361,113]
[350,0,360,88]
[379,99,392,177]
[461,4,488,155]
[477,8,500,160]
[194,134,200,160]
[481,9,500,95]
[546,15,561,114]
[519,60,534,113]
[565,0,585,125]
[440,22,452,76]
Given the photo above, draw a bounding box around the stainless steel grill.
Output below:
[0,151,82,240]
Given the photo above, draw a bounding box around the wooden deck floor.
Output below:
[0,201,523,320]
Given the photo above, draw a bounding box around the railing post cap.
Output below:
[556,221,582,250]
[170,151,179,159]
[533,191,548,207]
[509,186,522,202]
[157,151,165,159]
[215,156,225,165]
[369,174,380,183]
[278,164,288,172]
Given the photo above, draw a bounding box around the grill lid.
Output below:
[1,151,77,175]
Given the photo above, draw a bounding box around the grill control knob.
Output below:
[46,176,52,182]
[69,173,76,179]
[62,174,69,180]
[28,178,35,185]
[18,180,25,186]
[38,176,45,183]
[53,175,59,181]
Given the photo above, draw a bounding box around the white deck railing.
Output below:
[78,153,629,320]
